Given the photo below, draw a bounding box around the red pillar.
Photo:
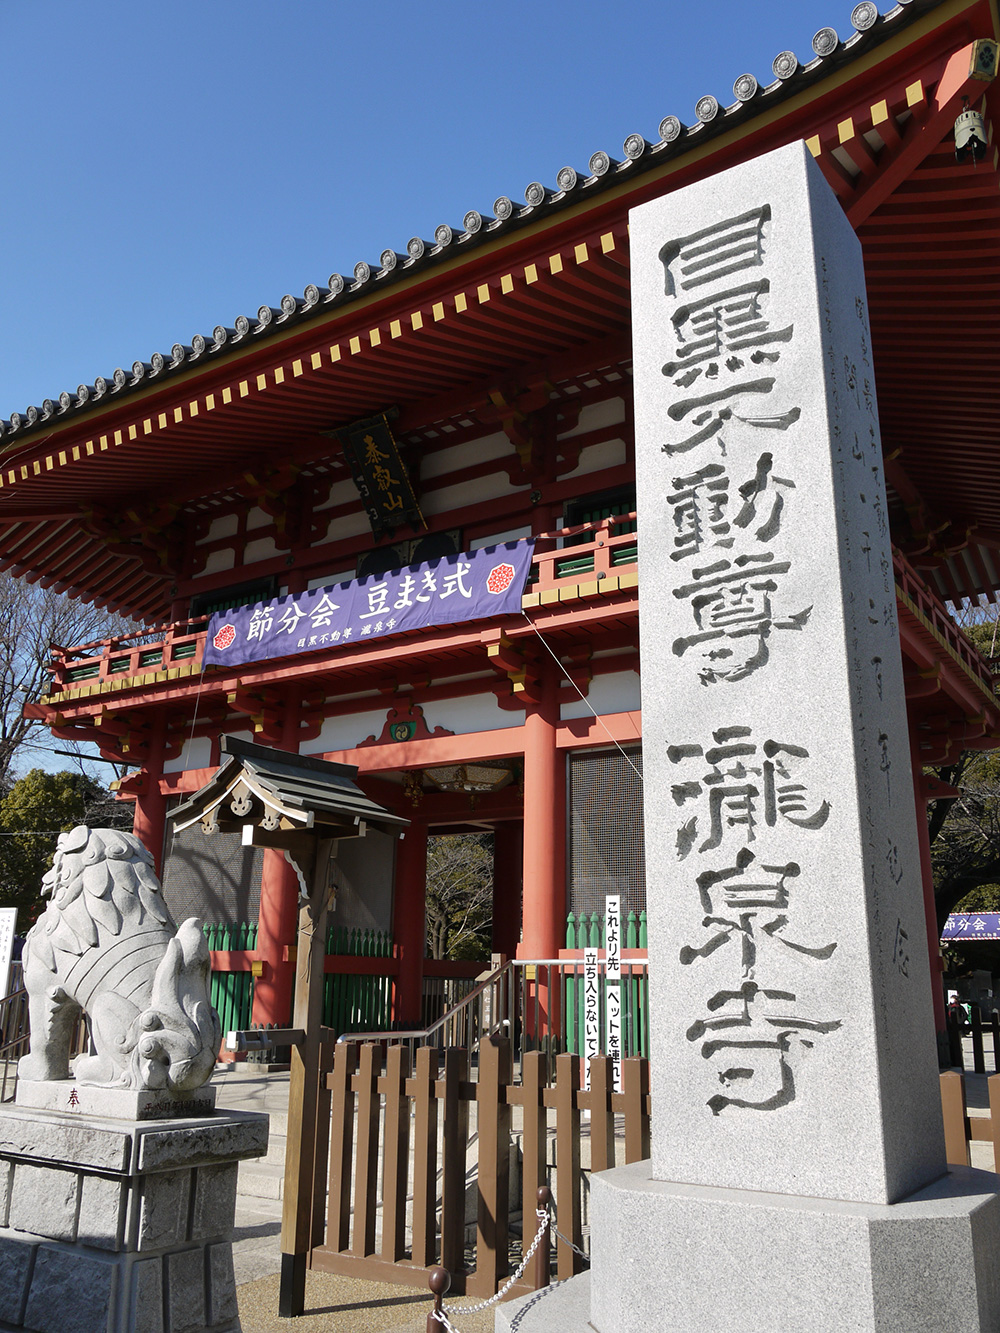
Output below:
[519,664,565,960]
[132,710,167,876]
[492,820,523,957]
[393,818,427,1025]
[910,724,948,1051]
[251,696,301,1027]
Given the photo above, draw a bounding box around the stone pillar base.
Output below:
[0,1103,268,1333]
[497,1160,1000,1333]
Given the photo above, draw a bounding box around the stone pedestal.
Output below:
[500,1162,1000,1331]
[0,1102,267,1333]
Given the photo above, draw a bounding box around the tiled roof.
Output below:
[0,0,941,448]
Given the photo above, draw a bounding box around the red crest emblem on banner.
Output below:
[486,563,516,595]
[213,624,237,651]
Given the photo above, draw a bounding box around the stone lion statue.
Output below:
[18,825,221,1092]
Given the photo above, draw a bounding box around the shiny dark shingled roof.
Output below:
[0,0,941,448]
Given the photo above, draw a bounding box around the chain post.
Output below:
[427,1266,450,1333]
[534,1186,552,1289]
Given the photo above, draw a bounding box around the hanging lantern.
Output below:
[955,102,989,164]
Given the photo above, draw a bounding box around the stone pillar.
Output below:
[492,819,523,957]
[501,140,1000,1333]
[519,665,565,961]
[0,1102,267,1333]
[392,817,427,1025]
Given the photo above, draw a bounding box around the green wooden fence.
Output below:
[323,925,394,1035]
[203,921,396,1038]
[563,909,650,1059]
[203,921,258,1037]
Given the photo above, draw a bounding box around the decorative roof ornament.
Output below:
[58,392,73,411]
[379,250,400,272]
[524,181,548,206]
[623,133,648,159]
[92,378,109,399]
[210,328,229,352]
[434,224,454,247]
[131,360,148,383]
[556,165,578,191]
[406,236,426,260]
[733,74,758,102]
[328,273,346,296]
[279,294,298,318]
[463,210,483,234]
[493,196,514,220]
[233,316,251,340]
[190,335,208,359]
[851,3,878,31]
[302,284,321,308]
[256,306,274,329]
[772,50,799,80]
[169,345,188,368]
[9,412,21,430]
[40,400,55,420]
[658,116,682,143]
[589,150,612,176]
[695,95,719,122]
[353,260,371,285]
[812,27,839,56]
[112,367,128,388]
[149,352,167,375]
[25,405,38,425]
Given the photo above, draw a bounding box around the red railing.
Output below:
[42,512,641,695]
[893,549,998,699]
[44,523,994,706]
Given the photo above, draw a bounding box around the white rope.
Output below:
[521,611,643,783]
[432,1206,551,1327]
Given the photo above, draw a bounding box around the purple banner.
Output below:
[941,913,1000,942]
[202,540,535,669]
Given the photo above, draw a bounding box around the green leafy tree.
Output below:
[0,769,130,925]
[424,833,494,961]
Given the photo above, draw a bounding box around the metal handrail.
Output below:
[337,960,511,1046]
[0,985,28,1103]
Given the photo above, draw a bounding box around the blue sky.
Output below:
[1,0,862,416]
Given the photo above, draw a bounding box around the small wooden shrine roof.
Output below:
[168,734,409,838]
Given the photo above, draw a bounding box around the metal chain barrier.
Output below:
[551,1224,590,1264]
[432,1205,551,1326]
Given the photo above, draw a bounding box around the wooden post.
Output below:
[326,1042,358,1254]
[520,1049,548,1274]
[622,1056,651,1164]
[278,837,326,1319]
[380,1045,412,1263]
[440,1047,470,1278]
[554,1053,581,1282]
[940,1070,970,1166]
[412,1046,440,1268]
[473,1036,512,1296]
[588,1056,616,1175]
[310,1029,335,1251]
[351,1043,384,1257]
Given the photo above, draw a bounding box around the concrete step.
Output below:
[238,1159,285,1202]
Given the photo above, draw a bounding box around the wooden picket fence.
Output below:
[304,1037,650,1298]
[940,1069,1000,1168]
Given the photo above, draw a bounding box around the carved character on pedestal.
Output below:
[18,825,221,1090]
